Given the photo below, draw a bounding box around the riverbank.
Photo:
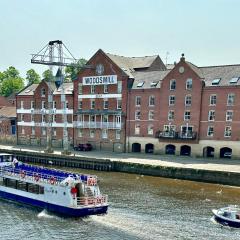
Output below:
[1,144,240,186]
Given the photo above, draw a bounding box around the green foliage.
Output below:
[42,69,54,81]
[26,69,40,85]
[65,58,87,81]
[0,66,24,97]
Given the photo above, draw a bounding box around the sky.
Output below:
[0,0,240,78]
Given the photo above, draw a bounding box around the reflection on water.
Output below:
[1,168,240,240]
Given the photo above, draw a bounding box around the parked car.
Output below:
[74,143,92,151]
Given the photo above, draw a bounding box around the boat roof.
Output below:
[0,153,12,156]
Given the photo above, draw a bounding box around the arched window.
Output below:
[185,95,192,106]
[186,78,192,90]
[170,79,176,90]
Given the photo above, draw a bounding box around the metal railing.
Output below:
[76,195,108,206]
[156,131,197,140]
[73,121,122,129]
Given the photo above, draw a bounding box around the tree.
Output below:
[0,66,24,97]
[65,58,87,81]
[42,69,54,81]
[26,69,40,85]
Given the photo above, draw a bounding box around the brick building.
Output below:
[16,49,240,159]
[16,80,74,147]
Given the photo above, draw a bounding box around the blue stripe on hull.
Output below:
[0,190,108,217]
[214,215,240,228]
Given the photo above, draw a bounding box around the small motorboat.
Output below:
[212,205,240,228]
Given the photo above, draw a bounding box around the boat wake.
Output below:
[37,209,59,219]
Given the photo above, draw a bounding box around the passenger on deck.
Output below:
[12,157,19,167]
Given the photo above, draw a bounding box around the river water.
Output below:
[0,168,240,240]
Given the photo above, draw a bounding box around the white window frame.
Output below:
[209,94,217,106]
[148,110,154,120]
[90,129,95,138]
[102,129,108,139]
[103,99,108,109]
[208,110,215,121]
[186,78,193,90]
[116,130,121,140]
[147,125,154,135]
[21,127,25,135]
[224,126,231,137]
[103,85,108,93]
[184,110,191,121]
[135,111,141,120]
[227,93,235,106]
[168,110,174,121]
[78,129,83,137]
[20,101,24,109]
[78,100,82,109]
[41,101,46,109]
[53,128,57,136]
[91,85,96,94]
[226,110,233,122]
[31,127,35,135]
[170,79,176,90]
[135,96,141,106]
[117,81,122,93]
[41,88,46,97]
[169,95,175,106]
[31,101,34,109]
[135,124,140,135]
[117,99,122,109]
[78,83,83,94]
[149,95,155,106]
[207,126,214,137]
[41,127,46,136]
[91,99,95,109]
[185,95,192,106]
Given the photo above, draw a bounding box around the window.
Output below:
[148,125,153,135]
[21,127,25,135]
[78,100,82,109]
[169,95,175,106]
[42,115,46,122]
[117,81,122,93]
[210,95,217,106]
[136,96,141,106]
[164,125,176,132]
[224,126,231,137]
[91,85,96,94]
[104,85,108,93]
[149,110,154,120]
[78,129,83,137]
[41,127,46,136]
[170,79,176,90]
[78,83,83,94]
[186,78,192,90]
[117,99,122,109]
[31,127,35,135]
[168,110,174,121]
[150,82,158,88]
[184,111,191,120]
[135,124,140,135]
[185,95,192,106]
[90,115,95,122]
[149,96,155,106]
[137,82,144,88]
[31,114,34,122]
[42,101,46,109]
[229,77,239,84]
[212,78,221,85]
[116,130,121,140]
[208,110,215,121]
[135,111,141,120]
[31,101,35,109]
[78,114,83,122]
[53,128,57,136]
[102,129,108,139]
[65,101,69,109]
[226,111,233,121]
[227,93,235,106]
[53,101,57,109]
[91,99,95,109]
[90,130,95,138]
[207,126,214,137]
[41,88,46,97]
[20,101,24,109]
[103,99,108,109]
[21,114,24,122]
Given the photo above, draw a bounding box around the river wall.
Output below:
[1,148,240,187]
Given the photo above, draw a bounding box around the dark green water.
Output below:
[0,168,240,240]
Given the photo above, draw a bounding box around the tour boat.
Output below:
[0,153,108,217]
[212,206,240,228]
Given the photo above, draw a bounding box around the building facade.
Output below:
[16,49,240,159]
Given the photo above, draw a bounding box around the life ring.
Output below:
[49,176,56,185]
[20,171,26,179]
[34,174,40,182]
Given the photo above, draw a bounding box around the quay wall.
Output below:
[1,148,240,187]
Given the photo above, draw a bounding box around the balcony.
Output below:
[73,121,123,129]
[156,131,197,140]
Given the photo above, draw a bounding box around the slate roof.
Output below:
[131,70,170,89]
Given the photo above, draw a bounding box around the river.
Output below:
[0,168,240,240]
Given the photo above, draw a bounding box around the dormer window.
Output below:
[229,77,239,84]
[150,82,158,88]
[41,88,46,97]
[137,82,144,88]
[211,78,221,85]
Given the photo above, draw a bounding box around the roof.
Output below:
[17,84,39,96]
[0,106,16,118]
[0,96,12,107]
[131,70,170,89]
[106,53,161,78]
[199,64,240,87]
[53,82,74,95]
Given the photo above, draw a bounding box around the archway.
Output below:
[132,143,141,153]
[165,144,176,155]
[220,147,232,158]
[145,143,154,153]
[203,146,214,158]
[180,145,191,156]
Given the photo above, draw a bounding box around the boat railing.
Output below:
[0,166,68,185]
[76,195,108,206]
